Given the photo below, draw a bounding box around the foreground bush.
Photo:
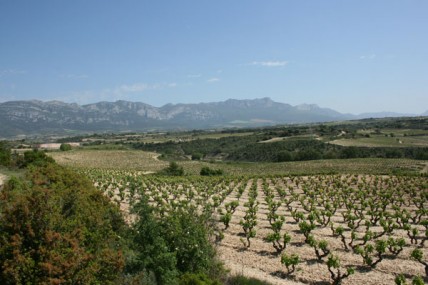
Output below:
[128,195,223,285]
[0,163,127,284]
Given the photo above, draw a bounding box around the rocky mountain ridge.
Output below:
[0,97,422,138]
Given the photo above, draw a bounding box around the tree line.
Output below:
[133,137,428,162]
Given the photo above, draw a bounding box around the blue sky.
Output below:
[0,1,427,114]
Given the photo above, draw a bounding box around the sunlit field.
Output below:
[78,168,428,285]
[46,148,428,284]
[49,149,426,176]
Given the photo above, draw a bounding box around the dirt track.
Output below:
[422,162,428,174]
[0,173,6,186]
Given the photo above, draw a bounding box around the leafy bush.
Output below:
[0,141,11,167]
[281,253,299,274]
[130,196,223,285]
[21,149,55,168]
[200,166,224,176]
[276,150,293,162]
[159,161,185,176]
[0,163,126,284]
[192,152,203,160]
[60,143,72,151]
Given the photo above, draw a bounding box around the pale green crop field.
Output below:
[49,149,427,176]
[49,150,168,172]
[330,135,428,148]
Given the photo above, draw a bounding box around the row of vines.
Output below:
[80,169,427,285]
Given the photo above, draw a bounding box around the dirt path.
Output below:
[221,259,304,285]
[0,173,7,187]
[422,162,428,174]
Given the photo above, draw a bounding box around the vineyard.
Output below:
[49,150,426,176]
[80,169,428,285]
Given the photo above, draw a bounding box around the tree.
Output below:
[191,152,203,160]
[340,147,358,159]
[0,141,11,167]
[60,143,72,151]
[277,150,293,162]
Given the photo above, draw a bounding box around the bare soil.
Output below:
[0,173,6,187]
[212,176,427,285]
[85,171,428,285]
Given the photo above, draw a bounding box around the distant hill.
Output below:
[0,97,422,138]
[354,111,417,119]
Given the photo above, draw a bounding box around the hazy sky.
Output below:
[0,1,427,114]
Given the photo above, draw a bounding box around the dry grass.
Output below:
[330,135,428,148]
[0,173,6,187]
[50,149,426,176]
[49,150,168,171]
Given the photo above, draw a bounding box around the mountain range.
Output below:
[0,97,425,138]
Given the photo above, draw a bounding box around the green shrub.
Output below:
[159,161,185,176]
[276,150,293,162]
[21,149,55,168]
[130,197,222,285]
[0,163,126,284]
[60,143,72,151]
[191,153,203,160]
[0,141,11,167]
[200,167,224,176]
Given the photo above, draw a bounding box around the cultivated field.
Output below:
[49,149,427,176]
[48,149,428,284]
[78,167,428,285]
[330,136,428,148]
[50,150,168,171]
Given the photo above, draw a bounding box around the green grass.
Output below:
[0,166,25,184]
